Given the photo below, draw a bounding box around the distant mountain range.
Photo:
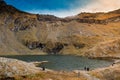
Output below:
[0,0,120,58]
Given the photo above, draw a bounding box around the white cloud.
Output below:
[28,9,79,18]
[28,0,120,18]
[81,0,120,12]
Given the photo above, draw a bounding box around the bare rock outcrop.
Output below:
[0,57,40,78]
[36,14,61,22]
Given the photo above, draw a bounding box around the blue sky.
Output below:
[5,0,89,10]
[4,0,120,17]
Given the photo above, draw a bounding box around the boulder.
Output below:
[0,57,40,77]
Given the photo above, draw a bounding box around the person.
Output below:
[86,67,90,71]
[42,66,45,71]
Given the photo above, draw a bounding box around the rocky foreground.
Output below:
[0,57,120,80]
[0,57,40,78]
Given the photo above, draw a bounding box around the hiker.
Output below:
[42,66,45,71]
[86,67,90,71]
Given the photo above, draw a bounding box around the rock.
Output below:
[0,57,40,77]
[36,14,61,22]
[113,60,120,64]
[30,61,49,67]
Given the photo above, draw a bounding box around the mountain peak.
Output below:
[0,0,6,5]
[0,0,22,14]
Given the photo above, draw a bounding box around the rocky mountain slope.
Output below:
[0,1,120,58]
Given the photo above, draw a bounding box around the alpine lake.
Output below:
[1,55,113,71]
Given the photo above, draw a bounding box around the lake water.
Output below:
[1,55,113,71]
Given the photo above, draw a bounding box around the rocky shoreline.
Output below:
[0,57,40,78]
[0,57,120,80]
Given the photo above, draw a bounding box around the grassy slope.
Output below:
[0,1,120,58]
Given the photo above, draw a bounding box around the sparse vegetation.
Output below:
[0,0,120,58]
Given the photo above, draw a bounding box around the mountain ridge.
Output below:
[0,1,120,58]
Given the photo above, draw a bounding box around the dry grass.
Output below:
[77,12,120,20]
[13,71,87,80]
[89,64,120,80]
[0,5,120,57]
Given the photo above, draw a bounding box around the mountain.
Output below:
[0,1,120,58]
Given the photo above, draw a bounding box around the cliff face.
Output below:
[0,1,120,58]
